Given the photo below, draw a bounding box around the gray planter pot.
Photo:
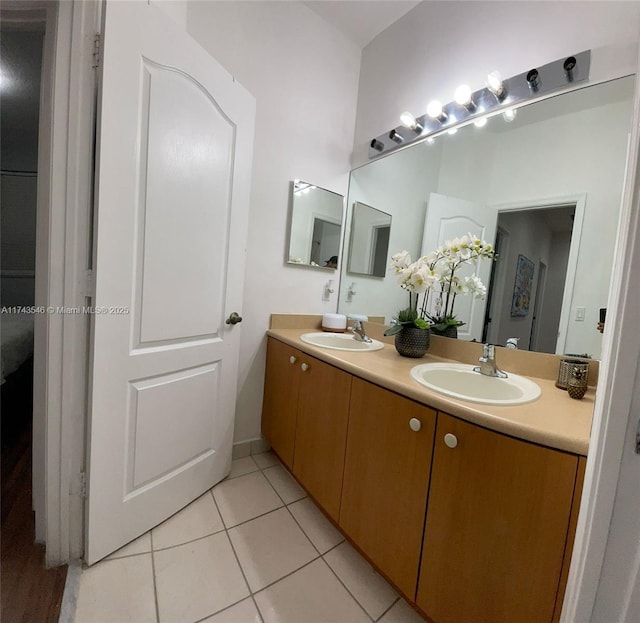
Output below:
[394,327,431,358]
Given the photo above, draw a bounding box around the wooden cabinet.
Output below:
[261,337,351,520]
[416,413,581,623]
[261,338,302,469]
[262,337,585,622]
[292,354,352,521]
[340,378,436,598]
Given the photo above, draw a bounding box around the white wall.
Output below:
[186,1,361,442]
[354,1,640,166]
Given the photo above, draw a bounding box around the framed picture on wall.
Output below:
[511,254,535,317]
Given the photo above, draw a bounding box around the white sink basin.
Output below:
[410,362,541,405]
[300,332,384,352]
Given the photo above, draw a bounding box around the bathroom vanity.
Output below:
[261,316,592,623]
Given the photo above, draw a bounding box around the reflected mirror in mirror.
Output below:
[287,180,344,270]
[347,202,392,277]
[338,76,634,359]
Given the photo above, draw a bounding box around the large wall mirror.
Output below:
[347,202,392,277]
[287,180,344,270]
[338,76,635,359]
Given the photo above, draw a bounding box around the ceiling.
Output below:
[303,1,421,48]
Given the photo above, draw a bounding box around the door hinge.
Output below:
[92,32,101,69]
[83,269,95,298]
[72,471,87,499]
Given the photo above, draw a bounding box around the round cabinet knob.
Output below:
[301,363,309,372]
[444,433,458,449]
[409,418,422,432]
[289,356,297,364]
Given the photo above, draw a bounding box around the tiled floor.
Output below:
[73,451,425,623]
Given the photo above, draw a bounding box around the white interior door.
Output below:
[421,193,497,342]
[86,1,254,564]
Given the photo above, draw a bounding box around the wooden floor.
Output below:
[1,360,67,623]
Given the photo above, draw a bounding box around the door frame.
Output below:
[32,0,100,566]
[561,70,640,620]
[488,194,585,355]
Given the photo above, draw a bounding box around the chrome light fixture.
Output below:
[368,50,590,159]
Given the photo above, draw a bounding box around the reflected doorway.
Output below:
[483,205,574,352]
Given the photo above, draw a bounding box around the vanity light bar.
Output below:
[368,50,591,159]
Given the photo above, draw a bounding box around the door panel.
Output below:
[86,1,254,564]
[137,59,234,344]
[421,193,497,342]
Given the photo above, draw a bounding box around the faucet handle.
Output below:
[483,343,495,358]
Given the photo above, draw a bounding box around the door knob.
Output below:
[301,363,309,372]
[409,418,422,432]
[289,356,297,364]
[225,312,243,325]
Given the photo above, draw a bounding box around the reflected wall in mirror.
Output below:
[338,76,635,359]
[287,180,344,270]
[347,202,392,277]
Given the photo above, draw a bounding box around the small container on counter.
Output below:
[322,313,347,332]
[556,357,590,390]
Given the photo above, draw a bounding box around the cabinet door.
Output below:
[417,413,579,623]
[293,355,352,521]
[340,378,436,598]
[261,338,301,469]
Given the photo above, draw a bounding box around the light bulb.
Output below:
[427,100,445,120]
[400,111,417,129]
[502,108,517,122]
[487,71,505,98]
[454,84,472,107]
[473,117,488,128]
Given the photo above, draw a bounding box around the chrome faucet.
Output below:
[349,319,372,343]
[473,343,508,378]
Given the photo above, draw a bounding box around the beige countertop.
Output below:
[267,327,594,456]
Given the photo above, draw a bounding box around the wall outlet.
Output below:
[575,306,586,321]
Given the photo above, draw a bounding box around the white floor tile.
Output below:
[288,497,344,554]
[153,532,249,623]
[228,507,317,592]
[212,471,283,528]
[228,455,260,479]
[379,598,426,623]
[254,559,370,623]
[263,464,306,504]
[151,491,224,550]
[201,597,262,623]
[74,555,156,623]
[252,450,280,470]
[324,541,398,620]
[105,532,151,559]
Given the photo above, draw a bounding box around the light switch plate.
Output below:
[575,306,586,321]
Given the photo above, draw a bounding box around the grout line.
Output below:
[319,555,376,623]
[191,596,255,623]
[375,596,400,622]
[151,527,226,553]
[251,555,322,597]
[149,531,161,623]
[211,493,264,623]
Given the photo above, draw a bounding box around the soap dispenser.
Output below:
[567,367,588,400]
